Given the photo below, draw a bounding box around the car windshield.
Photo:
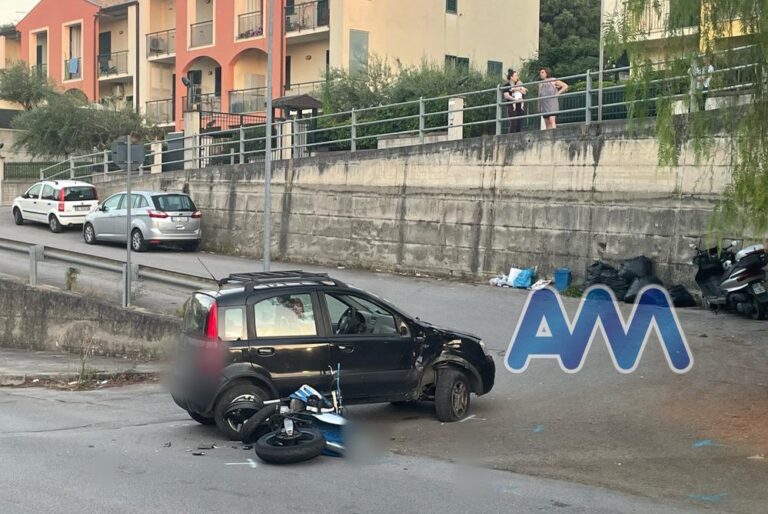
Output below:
[152,194,196,212]
[63,186,97,201]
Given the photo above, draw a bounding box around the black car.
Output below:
[171,271,495,440]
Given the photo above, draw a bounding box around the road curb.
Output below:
[0,370,161,388]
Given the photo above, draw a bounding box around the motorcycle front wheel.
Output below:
[255,427,326,464]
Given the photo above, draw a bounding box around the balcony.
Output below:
[286,0,329,34]
[183,92,221,112]
[190,20,213,48]
[64,57,81,81]
[229,87,267,114]
[147,29,176,58]
[33,63,47,77]
[146,98,174,125]
[636,0,699,35]
[284,80,324,97]
[98,51,130,78]
[237,11,264,40]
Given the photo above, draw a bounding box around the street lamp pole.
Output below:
[598,0,606,123]
[263,0,275,272]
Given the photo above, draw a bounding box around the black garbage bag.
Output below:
[669,284,697,308]
[582,261,630,300]
[624,275,664,303]
[618,256,655,282]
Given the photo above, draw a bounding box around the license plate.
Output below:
[172,217,188,222]
[753,283,767,295]
[75,206,90,212]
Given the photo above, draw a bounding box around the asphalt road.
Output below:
[1,211,768,513]
[0,385,701,514]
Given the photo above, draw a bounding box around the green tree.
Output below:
[0,61,56,110]
[523,0,601,81]
[613,0,768,236]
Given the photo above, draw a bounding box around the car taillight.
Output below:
[191,211,202,219]
[201,301,222,375]
[147,209,168,219]
[92,189,99,201]
[58,189,65,212]
[205,301,218,339]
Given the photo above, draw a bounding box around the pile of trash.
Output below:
[580,256,696,307]
[490,267,552,291]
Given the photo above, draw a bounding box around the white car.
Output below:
[12,180,100,233]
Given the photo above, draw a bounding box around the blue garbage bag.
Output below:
[512,268,535,289]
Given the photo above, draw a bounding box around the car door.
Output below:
[21,183,44,222]
[39,184,57,219]
[247,291,332,397]
[322,292,418,401]
[93,193,123,239]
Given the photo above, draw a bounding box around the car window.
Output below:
[182,293,215,336]
[219,307,246,341]
[63,186,97,201]
[102,194,123,212]
[26,184,43,198]
[326,293,407,337]
[120,194,147,210]
[253,293,317,338]
[41,185,55,200]
[152,194,196,212]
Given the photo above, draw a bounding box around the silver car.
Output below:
[83,191,202,252]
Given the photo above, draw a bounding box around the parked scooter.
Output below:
[691,240,768,320]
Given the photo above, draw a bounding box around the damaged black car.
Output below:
[171,271,495,439]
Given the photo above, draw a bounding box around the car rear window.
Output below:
[182,293,215,336]
[152,194,196,212]
[63,186,97,201]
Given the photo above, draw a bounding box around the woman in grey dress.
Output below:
[537,68,569,129]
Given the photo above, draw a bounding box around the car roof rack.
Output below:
[218,270,346,290]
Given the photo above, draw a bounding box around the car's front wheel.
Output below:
[131,229,147,252]
[434,368,471,422]
[188,411,215,426]
[49,215,62,233]
[83,223,97,245]
[214,383,269,440]
[12,208,24,226]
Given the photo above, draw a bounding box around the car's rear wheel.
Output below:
[131,229,147,252]
[188,411,215,426]
[12,208,24,226]
[49,215,62,233]
[214,383,269,440]
[434,368,470,422]
[83,223,97,244]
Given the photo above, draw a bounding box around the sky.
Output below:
[0,0,39,25]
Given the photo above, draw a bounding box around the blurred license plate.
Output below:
[754,283,766,295]
[75,206,90,212]
[172,217,188,222]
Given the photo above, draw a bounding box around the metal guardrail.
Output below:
[0,238,216,307]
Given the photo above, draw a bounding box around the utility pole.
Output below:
[598,0,606,123]
[263,0,275,272]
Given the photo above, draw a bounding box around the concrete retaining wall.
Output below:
[3,120,734,285]
[0,277,180,358]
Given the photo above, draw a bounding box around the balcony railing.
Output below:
[190,20,213,48]
[147,28,176,57]
[98,50,130,77]
[284,80,325,97]
[286,0,329,33]
[637,0,700,33]
[183,92,221,112]
[237,11,264,40]
[33,63,47,77]
[146,98,174,125]
[229,87,267,114]
[64,57,81,81]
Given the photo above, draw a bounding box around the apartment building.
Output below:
[5,0,539,131]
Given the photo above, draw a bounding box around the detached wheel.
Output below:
[49,215,62,233]
[131,229,147,252]
[12,208,24,225]
[750,297,767,320]
[434,368,471,422]
[214,383,268,441]
[83,223,97,244]
[255,427,326,464]
[188,411,215,426]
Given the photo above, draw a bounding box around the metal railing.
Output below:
[183,92,221,112]
[34,63,47,77]
[147,28,176,57]
[284,80,325,97]
[237,11,264,39]
[190,20,213,48]
[98,50,130,77]
[64,57,81,81]
[286,0,329,33]
[0,238,215,308]
[27,47,761,185]
[146,98,174,125]
[230,87,267,114]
